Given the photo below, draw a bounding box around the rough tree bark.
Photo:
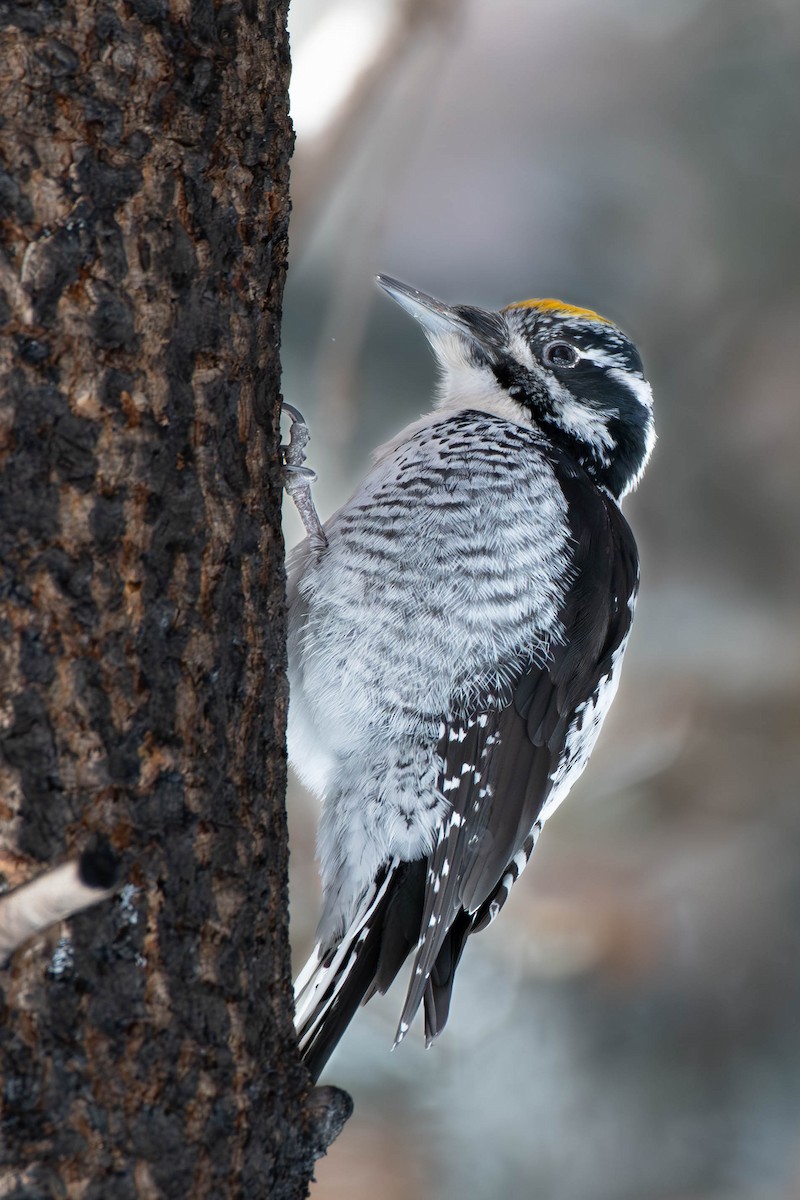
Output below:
[0,1,334,1195]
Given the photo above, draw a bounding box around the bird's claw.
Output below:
[281,402,307,426]
[281,402,328,554]
[283,463,318,486]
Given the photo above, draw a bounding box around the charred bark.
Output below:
[0,1,323,1195]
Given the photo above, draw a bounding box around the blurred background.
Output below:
[281,1,800,1197]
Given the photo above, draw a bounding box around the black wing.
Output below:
[396,454,640,1042]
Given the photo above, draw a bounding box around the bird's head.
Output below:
[377,275,655,499]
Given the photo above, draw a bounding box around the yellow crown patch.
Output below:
[503,298,612,325]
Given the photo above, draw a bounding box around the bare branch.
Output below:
[0,845,118,965]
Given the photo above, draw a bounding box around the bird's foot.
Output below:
[281,402,328,553]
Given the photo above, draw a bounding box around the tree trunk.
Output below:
[0,2,327,1195]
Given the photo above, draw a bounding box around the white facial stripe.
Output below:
[506,329,536,370]
[545,378,615,459]
[581,346,632,370]
[607,367,653,408]
[620,419,656,497]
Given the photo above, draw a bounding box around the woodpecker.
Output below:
[286,276,655,1082]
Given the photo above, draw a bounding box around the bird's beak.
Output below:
[376,275,506,360]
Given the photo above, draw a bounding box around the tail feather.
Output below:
[422,908,473,1041]
[295,864,395,1039]
[295,859,426,1082]
[295,827,544,1077]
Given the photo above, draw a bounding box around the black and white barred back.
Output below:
[288,280,653,1081]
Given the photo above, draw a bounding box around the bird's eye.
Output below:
[542,341,579,369]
